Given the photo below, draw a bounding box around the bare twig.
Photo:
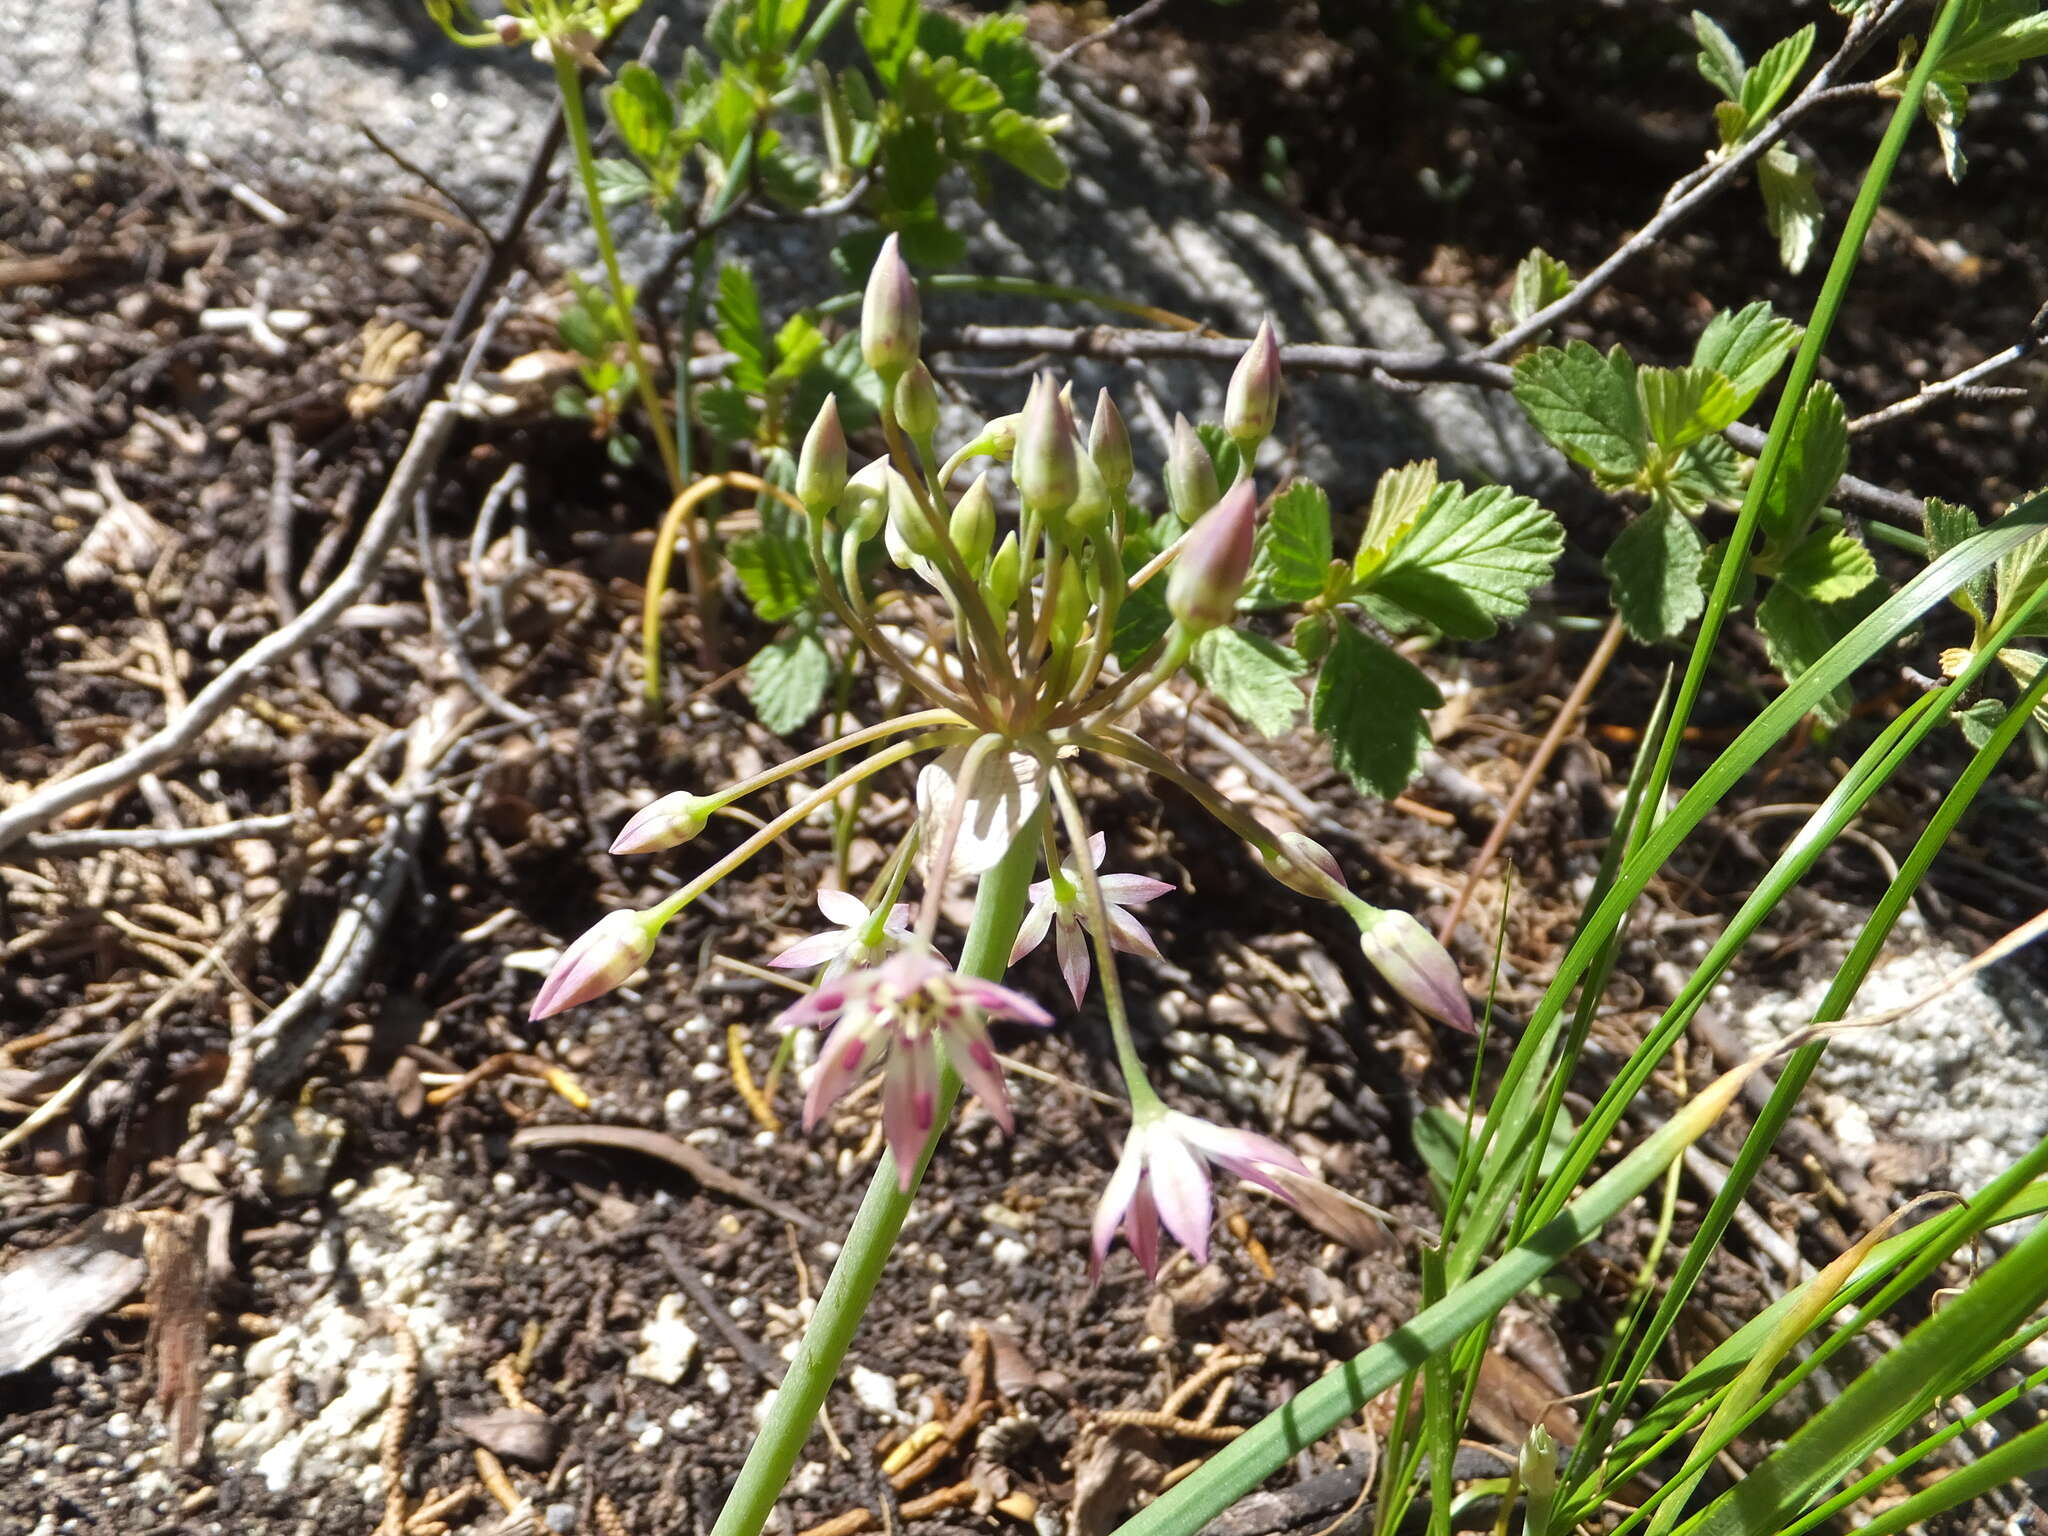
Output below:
[413,489,540,729]
[0,403,459,857]
[21,812,301,857]
[1047,0,1175,75]
[266,421,321,689]
[1849,325,2048,435]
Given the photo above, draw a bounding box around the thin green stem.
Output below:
[707,814,1043,1536]
[1049,765,1159,1109]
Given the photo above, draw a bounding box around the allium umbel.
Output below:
[779,950,1052,1186]
[1092,1109,1309,1280]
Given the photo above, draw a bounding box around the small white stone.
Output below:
[628,1295,699,1385]
[705,1363,734,1398]
[992,1237,1030,1268]
[849,1365,904,1422]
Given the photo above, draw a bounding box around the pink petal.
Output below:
[776,975,853,1031]
[1054,916,1092,1007]
[804,1013,877,1130]
[1098,874,1174,906]
[954,976,1053,1028]
[1084,831,1106,870]
[1090,1142,1146,1280]
[768,930,853,970]
[1103,905,1162,961]
[816,887,870,928]
[945,1016,1012,1133]
[1176,1114,1312,1179]
[1009,897,1055,966]
[1126,1179,1163,1281]
[882,904,916,937]
[880,1038,940,1188]
[1146,1129,1214,1265]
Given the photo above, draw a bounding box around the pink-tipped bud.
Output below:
[611,791,717,855]
[894,361,940,440]
[1165,413,1220,524]
[1265,832,1348,900]
[1225,320,1281,451]
[797,396,849,516]
[1167,478,1258,633]
[530,909,661,1021]
[861,234,920,382]
[494,14,526,45]
[1015,373,1079,518]
[1357,908,1473,1031]
[1089,389,1133,496]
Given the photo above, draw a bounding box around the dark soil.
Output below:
[5,13,2048,1536]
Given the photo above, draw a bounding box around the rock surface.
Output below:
[0,0,1554,503]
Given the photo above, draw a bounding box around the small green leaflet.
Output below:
[1511,340,1648,480]
[985,108,1068,189]
[1355,460,1438,582]
[1925,496,1991,624]
[1994,517,2048,639]
[1508,248,1573,328]
[1313,622,1443,801]
[1759,381,1847,541]
[715,263,769,395]
[1694,11,1748,102]
[1935,0,2048,84]
[1245,481,1334,609]
[1194,628,1306,739]
[1955,696,2006,749]
[1641,365,1742,452]
[1360,482,1565,640]
[1777,528,1877,604]
[1759,144,1823,273]
[1694,301,1802,410]
[1757,583,1857,725]
[1606,502,1707,643]
[1665,435,1746,515]
[729,498,816,624]
[746,625,832,735]
[1738,26,1815,131]
[606,63,676,170]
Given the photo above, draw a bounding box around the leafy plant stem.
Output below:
[706,817,1043,1536]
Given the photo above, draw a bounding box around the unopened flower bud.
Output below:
[985,531,1022,611]
[1167,478,1257,633]
[1225,319,1281,452]
[1166,413,1220,524]
[611,791,718,855]
[950,474,997,575]
[1065,440,1112,537]
[842,458,893,541]
[894,361,940,440]
[860,233,920,382]
[1264,832,1348,900]
[884,470,941,570]
[1049,556,1089,651]
[985,414,1020,459]
[531,908,661,1021]
[1015,375,1078,518]
[797,395,849,516]
[1090,390,1133,496]
[494,13,526,44]
[1357,907,1473,1031]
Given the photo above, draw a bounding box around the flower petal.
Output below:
[767,930,853,971]
[880,1038,940,1188]
[945,1015,1012,1133]
[916,746,1049,878]
[1084,831,1106,870]
[1174,1113,1312,1182]
[1009,896,1055,966]
[954,976,1054,1028]
[1146,1129,1214,1265]
[1054,916,1092,1007]
[1090,1141,1146,1280]
[804,1011,878,1130]
[816,887,870,928]
[775,975,854,1032]
[1103,905,1162,961]
[1098,874,1175,906]
[1126,1178,1163,1281]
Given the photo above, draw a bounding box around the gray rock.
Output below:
[2,2,1556,503]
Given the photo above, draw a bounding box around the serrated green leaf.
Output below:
[768,314,827,387]
[1927,496,1991,624]
[1936,0,2048,83]
[1360,483,1565,640]
[557,299,607,362]
[696,382,759,443]
[1194,628,1306,739]
[1758,381,1848,543]
[965,14,1041,110]
[1923,77,1971,181]
[1713,100,1750,149]
[1667,435,1747,514]
[1606,503,1707,642]
[1642,365,1743,452]
[1739,25,1815,127]
[1778,528,1877,604]
[1995,519,2048,638]
[1508,248,1573,327]
[606,63,675,169]
[1693,302,1802,410]
[1511,340,1648,479]
[857,0,919,83]
[1246,481,1334,609]
[983,108,1068,189]
[1757,582,1855,725]
[730,534,816,625]
[1694,11,1747,100]
[1313,622,1443,800]
[1759,143,1822,274]
[757,142,824,208]
[715,263,769,395]
[592,157,657,211]
[747,628,832,735]
[1955,696,2007,748]
[925,55,1004,114]
[1356,460,1439,581]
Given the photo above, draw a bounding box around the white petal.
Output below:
[916,746,1049,878]
[817,887,871,928]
